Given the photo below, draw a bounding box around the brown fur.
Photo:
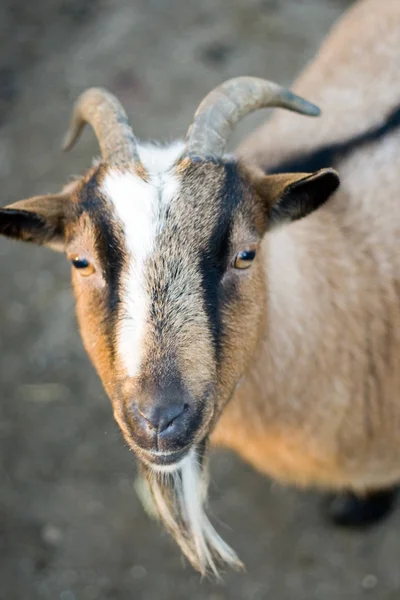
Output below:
[215,0,400,492]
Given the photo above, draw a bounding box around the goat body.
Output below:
[216,0,400,491]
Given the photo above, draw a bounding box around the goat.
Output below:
[1,0,400,577]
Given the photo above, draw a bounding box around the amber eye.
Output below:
[70,256,95,277]
[233,248,256,270]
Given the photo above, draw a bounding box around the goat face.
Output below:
[68,148,275,470]
[78,154,338,475]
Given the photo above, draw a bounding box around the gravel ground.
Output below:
[3,1,400,599]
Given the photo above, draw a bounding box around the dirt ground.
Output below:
[2,1,400,599]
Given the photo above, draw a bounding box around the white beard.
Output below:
[139,445,242,577]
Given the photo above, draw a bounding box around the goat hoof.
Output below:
[326,488,397,528]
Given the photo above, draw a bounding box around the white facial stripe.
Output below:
[101,142,184,378]
[102,169,156,378]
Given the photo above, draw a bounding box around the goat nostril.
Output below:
[165,404,187,430]
[138,407,158,430]
[160,403,188,432]
[136,401,188,433]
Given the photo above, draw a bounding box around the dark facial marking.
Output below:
[195,161,245,362]
[73,171,126,358]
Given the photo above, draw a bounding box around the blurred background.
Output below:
[2,0,400,599]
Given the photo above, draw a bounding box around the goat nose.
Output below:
[128,384,203,453]
[138,402,186,433]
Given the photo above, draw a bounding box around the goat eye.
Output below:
[70,256,95,277]
[233,249,256,270]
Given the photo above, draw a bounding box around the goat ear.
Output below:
[0,193,72,251]
[257,168,340,228]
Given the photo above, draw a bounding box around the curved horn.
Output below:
[186,76,320,160]
[62,87,141,164]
